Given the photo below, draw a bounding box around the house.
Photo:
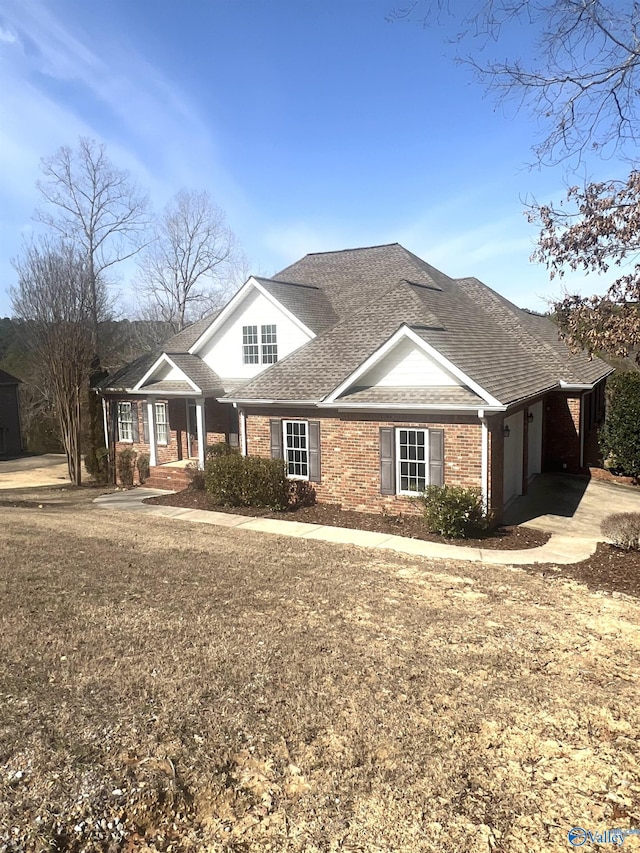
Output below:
[0,369,23,456]
[99,243,612,520]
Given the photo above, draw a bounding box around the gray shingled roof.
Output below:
[142,380,195,394]
[224,244,612,407]
[253,277,337,333]
[0,369,20,385]
[98,353,160,392]
[164,313,220,353]
[162,354,224,393]
[336,386,483,406]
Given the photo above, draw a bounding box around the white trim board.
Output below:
[188,277,316,355]
[324,325,503,407]
[133,354,200,394]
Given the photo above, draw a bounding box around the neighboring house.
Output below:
[0,369,23,456]
[99,243,612,519]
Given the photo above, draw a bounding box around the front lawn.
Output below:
[1,497,639,851]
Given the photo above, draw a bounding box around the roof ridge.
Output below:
[305,242,400,257]
[254,276,321,291]
[456,276,600,375]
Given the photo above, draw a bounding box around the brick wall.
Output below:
[543,391,582,472]
[244,408,482,514]
[110,396,233,484]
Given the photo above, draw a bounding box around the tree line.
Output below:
[9,137,246,484]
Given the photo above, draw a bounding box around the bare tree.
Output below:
[11,240,106,485]
[136,189,244,333]
[36,137,150,345]
[391,1,640,166]
[35,137,150,480]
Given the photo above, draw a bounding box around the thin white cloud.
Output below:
[0,0,250,314]
[0,25,17,44]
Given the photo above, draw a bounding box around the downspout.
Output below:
[478,409,489,512]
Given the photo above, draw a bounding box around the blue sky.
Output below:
[0,0,619,317]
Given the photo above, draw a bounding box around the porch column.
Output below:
[196,398,206,469]
[147,399,157,467]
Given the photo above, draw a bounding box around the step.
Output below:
[144,466,192,491]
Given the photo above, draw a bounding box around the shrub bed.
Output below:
[420,484,490,539]
[116,448,137,487]
[204,454,289,510]
[601,512,640,550]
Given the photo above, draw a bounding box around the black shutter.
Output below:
[142,403,149,443]
[270,419,283,459]
[110,400,119,444]
[429,428,444,486]
[380,427,395,495]
[308,421,321,483]
[131,401,140,443]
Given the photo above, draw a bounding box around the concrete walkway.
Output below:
[94,488,600,565]
[0,454,69,490]
[505,473,640,537]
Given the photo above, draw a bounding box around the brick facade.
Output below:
[109,396,234,485]
[244,407,483,514]
[542,391,582,472]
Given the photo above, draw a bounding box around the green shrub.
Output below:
[420,484,490,539]
[204,454,289,510]
[136,452,150,484]
[289,479,317,508]
[116,448,137,487]
[185,461,205,491]
[601,512,640,550]
[84,446,110,484]
[600,372,640,478]
[206,441,239,459]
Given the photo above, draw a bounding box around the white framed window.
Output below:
[242,325,259,364]
[396,428,428,494]
[283,420,308,479]
[117,402,133,442]
[261,324,278,364]
[155,402,168,445]
[242,324,278,365]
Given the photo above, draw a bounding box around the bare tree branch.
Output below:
[389,1,640,165]
[10,239,108,484]
[136,189,246,333]
[35,137,151,347]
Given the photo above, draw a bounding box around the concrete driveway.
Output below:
[0,454,70,490]
[504,473,640,537]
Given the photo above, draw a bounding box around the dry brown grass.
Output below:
[1,491,640,852]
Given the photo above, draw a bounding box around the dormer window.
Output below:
[243,324,278,365]
[242,325,259,364]
[261,324,278,364]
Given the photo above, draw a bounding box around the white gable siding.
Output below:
[198,287,312,380]
[141,360,186,384]
[359,338,462,387]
